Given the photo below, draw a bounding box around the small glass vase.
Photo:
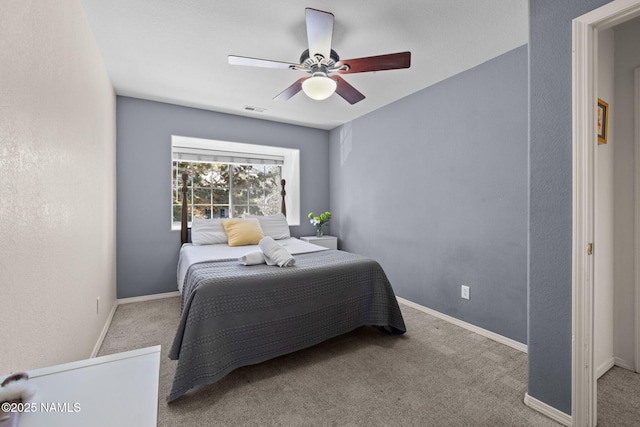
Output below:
[315,224,324,237]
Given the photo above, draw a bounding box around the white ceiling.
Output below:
[80,0,528,130]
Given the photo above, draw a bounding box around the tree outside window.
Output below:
[172,161,282,227]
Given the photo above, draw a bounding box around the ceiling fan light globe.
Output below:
[302,75,337,100]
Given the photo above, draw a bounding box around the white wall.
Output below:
[594,27,615,378]
[0,0,116,373]
[612,17,640,369]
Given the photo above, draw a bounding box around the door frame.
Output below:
[572,1,640,426]
[635,67,640,375]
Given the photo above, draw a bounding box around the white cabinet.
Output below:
[0,346,160,427]
[300,235,338,250]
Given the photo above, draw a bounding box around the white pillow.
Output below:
[191,218,228,245]
[247,213,291,240]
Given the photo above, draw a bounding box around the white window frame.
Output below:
[171,135,300,229]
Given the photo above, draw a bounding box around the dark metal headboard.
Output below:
[180,173,287,245]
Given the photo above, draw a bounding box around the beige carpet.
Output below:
[598,365,640,426]
[98,297,562,426]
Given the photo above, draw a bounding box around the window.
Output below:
[172,162,282,220]
[171,136,300,229]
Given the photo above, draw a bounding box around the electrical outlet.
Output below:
[461,285,470,300]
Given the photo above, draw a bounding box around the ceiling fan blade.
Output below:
[273,77,308,101]
[306,8,334,60]
[333,75,365,105]
[336,51,411,74]
[228,55,297,70]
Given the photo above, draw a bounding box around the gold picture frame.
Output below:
[597,98,608,144]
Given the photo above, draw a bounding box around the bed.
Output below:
[168,174,406,401]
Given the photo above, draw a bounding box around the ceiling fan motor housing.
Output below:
[299,48,340,68]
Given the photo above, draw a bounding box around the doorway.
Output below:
[636,67,640,376]
[573,1,640,426]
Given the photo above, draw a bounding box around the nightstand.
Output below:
[300,235,338,250]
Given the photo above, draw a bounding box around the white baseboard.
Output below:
[596,356,616,379]
[90,299,118,358]
[396,296,528,353]
[90,291,180,357]
[118,291,180,305]
[524,393,572,426]
[614,356,635,372]
[596,356,635,378]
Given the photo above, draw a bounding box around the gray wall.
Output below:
[116,97,329,298]
[528,0,612,414]
[329,45,529,344]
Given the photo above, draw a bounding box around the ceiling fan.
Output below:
[228,8,411,105]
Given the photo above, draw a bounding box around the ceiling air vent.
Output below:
[243,105,266,113]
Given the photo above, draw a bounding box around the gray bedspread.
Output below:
[168,249,406,402]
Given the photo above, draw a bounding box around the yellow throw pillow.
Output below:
[221,218,264,246]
